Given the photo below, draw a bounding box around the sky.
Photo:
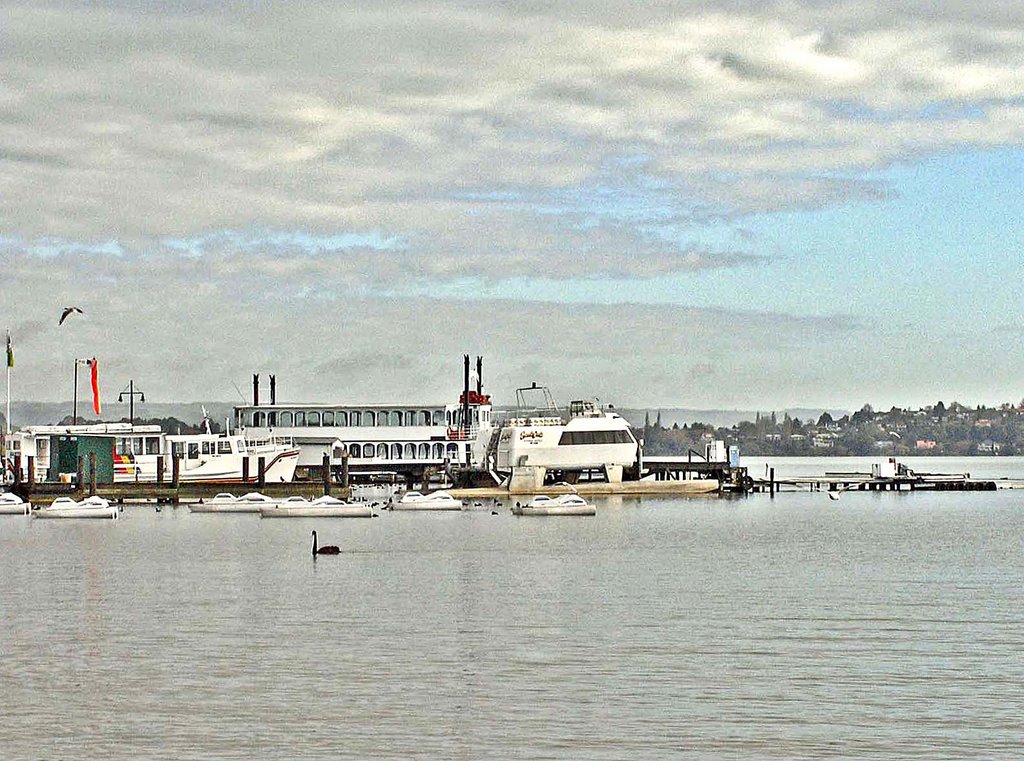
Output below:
[2,0,1024,411]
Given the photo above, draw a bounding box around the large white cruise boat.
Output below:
[235,357,495,479]
[236,394,495,477]
[494,386,639,484]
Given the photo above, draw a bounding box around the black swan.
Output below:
[311,530,341,556]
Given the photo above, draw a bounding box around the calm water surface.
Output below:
[2,459,1023,759]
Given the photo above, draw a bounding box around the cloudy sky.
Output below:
[3,0,1024,411]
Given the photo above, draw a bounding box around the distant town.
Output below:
[640,401,1024,457]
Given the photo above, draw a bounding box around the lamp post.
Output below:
[72,358,91,425]
[118,380,146,426]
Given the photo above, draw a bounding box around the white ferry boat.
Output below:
[8,423,298,484]
[495,387,639,483]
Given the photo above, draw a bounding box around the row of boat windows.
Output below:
[341,442,462,460]
[115,437,162,455]
[557,430,635,446]
[249,410,445,428]
[247,408,490,428]
[171,441,235,457]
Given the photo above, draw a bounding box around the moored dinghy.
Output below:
[34,496,118,519]
[0,492,29,515]
[259,495,372,518]
[189,492,272,513]
[512,494,595,516]
[394,490,463,510]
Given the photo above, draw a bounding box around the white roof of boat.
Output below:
[17,423,163,436]
[235,402,456,411]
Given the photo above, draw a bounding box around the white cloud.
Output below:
[3,1,1023,244]
[3,1,1024,405]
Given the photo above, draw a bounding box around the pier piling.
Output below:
[257,457,266,489]
[171,455,180,488]
[769,467,775,498]
[156,456,164,484]
[27,456,35,490]
[321,453,331,496]
[88,453,97,496]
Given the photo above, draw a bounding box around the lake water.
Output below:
[2,458,1023,759]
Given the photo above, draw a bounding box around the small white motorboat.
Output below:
[0,492,29,515]
[394,490,463,510]
[259,495,373,518]
[189,491,272,513]
[33,496,118,520]
[512,494,595,516]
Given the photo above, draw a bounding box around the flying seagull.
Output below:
[58,306,83,326]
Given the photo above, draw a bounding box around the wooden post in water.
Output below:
[242,457,250,483]
[27,456,35,491]
[13,453,21,485]
[340,450,349,488]
[257,456,266,489]
[88,452,97,496]
[769,467,775,498]
[77,455,84,494]
[156,455,164,484]
[171,455,180,488]
[322,453,331,496]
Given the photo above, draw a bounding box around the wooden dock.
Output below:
[14,481,350,506]
[750,470,997,494]
[11,451,351,505]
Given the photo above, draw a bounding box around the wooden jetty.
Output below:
[11,452,350,506]
[750,468,997,495]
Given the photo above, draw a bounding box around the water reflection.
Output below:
[2,484,1022,758]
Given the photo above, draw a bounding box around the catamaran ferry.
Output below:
[494,387,639,483]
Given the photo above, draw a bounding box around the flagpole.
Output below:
[5,330,10,437]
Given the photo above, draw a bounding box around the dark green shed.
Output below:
[48,435,115,483]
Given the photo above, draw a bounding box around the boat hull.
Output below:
[188,503,262,513]
[512,504,595,516]
[34,507,118,519]
[0,504,29,515]
[393,501,462,511]
[259,505,372,518]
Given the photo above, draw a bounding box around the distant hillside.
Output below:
[7,401,237,427]
[616,408,850,429]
